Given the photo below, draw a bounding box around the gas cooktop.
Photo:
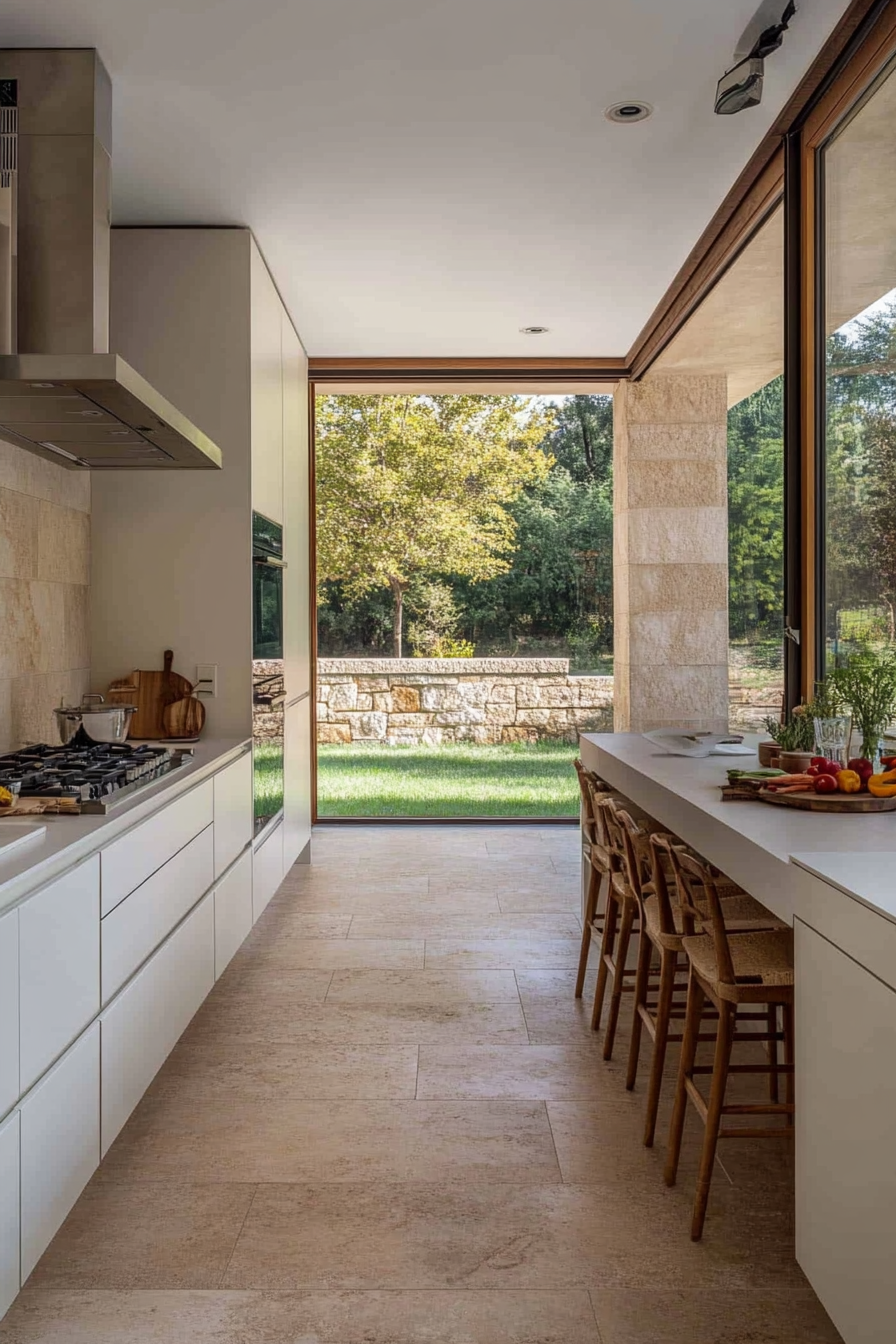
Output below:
[0,742,192,815]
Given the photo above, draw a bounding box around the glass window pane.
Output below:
[824,61,896,666]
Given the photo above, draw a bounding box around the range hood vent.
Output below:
[0,49,222,471]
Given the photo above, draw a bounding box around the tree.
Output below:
[315,394,554,656]
[727,377,784,643]
[543,395,612,483]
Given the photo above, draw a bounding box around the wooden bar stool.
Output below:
[627,828,786,1147]
[664,846,794,1241]
[572,760,617,999]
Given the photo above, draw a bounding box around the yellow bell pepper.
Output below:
[836,769,862,793]
[868,768,896,798]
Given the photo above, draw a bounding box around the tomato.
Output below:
[806,765,820,777]
[814,774,838,794]
[810,757,828,769]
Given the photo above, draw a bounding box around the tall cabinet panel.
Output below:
[284,692,312,869]
[282,313,311,697]
[0,909,18,1119]
[251,246,285,527]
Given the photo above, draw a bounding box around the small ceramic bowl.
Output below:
[757,741,779,768]
[778,749,814,774]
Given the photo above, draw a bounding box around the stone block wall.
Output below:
[317,659,613,746]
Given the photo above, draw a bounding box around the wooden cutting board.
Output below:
[108,650,192,739]
[162,693,206,740]
[758,787,896,812]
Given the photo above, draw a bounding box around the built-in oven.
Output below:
[252,512,286,834]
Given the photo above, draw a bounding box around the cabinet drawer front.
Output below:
[20,1024,100,1282]
[101,893,215,1156]
[213,752,253,878]
[253,822,283,923]
[19,858,100,1094]
[214,847,253,978]
[0,909,18,1119]
[102,779,213,917]
[102,825,214,1004]
[0,1110,19,1320]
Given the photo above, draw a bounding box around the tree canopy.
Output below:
[315,394,553,655]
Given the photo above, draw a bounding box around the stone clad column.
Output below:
[612,373,729,733]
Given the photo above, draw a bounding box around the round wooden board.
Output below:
[757,787,896,813]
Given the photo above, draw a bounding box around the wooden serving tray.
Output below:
[758,787,896,813]
[0,797,80,817]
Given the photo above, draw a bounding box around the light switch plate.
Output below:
[196,663,217,698]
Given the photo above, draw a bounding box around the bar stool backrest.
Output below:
[614,806,653,902]
[648,832,682,939]
[573,760,604,849]
[671,845,736,986]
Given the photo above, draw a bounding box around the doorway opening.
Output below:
[313,390,614,819]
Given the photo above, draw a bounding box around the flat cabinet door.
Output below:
[0,909,18,1118]
[100,892,215,1158]
[282,313,310,697]
[20,1024,100,1283]
[213,751,253,878]
[214,848,253,979]
[796,920,896,1344]
[283,694,311,872]
[250,244,284,525]
[19,857,100,1093]
[101,825,214,1004]
[253,821,283,923]
[0,1109,19,1319]
[102,780,214,917]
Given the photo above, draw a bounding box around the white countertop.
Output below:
[0,736,251,915]
[581,732,896,927]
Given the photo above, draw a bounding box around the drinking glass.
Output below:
[814,716,850,767]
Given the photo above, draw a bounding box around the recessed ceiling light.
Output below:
[520,325,550,335]
[605,101,653,123]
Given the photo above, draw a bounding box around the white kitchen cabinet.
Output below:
[214,847,253,978]
[0,1109,19,1319]
[101,779,213,917]
[101,825,214,1003]
[796,919,896,1344]
[253,820,284,923]
[251,244,284,526]
[18,858,100,1093]
[283,693,312,872]
[0,909,18,1118]
[213,750,253,878]
[20,1024,100,1282]
[282,311,310,698]
[100,892,215,1157]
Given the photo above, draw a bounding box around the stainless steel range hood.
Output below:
[0,49,221,470]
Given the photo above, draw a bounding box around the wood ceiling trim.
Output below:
[308,356,628,383]
[626,0,887,381]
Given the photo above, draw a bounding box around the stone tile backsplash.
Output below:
[0,439,91,752]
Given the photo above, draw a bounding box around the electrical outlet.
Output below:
[195,663,217,698]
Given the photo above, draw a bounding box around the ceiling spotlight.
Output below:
[520,326,550,335]
[605,101,652,124]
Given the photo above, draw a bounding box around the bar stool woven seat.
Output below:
[681,928,794,1000]
[642,891,785,949]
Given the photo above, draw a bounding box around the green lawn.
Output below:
[317,741,580,818]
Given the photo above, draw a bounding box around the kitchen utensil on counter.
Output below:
[162,688,206,740]
[108,650,192,738]
[55,695,136,746]
[642,729,754,758]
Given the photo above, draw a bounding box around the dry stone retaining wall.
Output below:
[317,659,613,746]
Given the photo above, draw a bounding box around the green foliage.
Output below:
[544,395,613,483]
[727,377,784,643]
[828,647,896,754]
[406,579,474,657]
[762,708,815,752]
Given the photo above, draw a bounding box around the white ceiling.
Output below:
[6,1,849,356]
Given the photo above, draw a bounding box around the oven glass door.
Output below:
[252,514,285,832]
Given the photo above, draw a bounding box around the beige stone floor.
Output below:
[0,824,842,1344]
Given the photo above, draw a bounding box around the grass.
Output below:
[254,741,284,823]
[317,741,580,818]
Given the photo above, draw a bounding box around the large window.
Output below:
[823,59,896,667]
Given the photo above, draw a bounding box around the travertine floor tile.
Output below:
[326,968,520,1004]
[100,1101,561,1185]
[247,909,353,937]
[182,1000,529,1047]
[591,1287,844,1344]
[515,968,596,999]
[223,1182,798,1292]
[25,1184,256,1290]
[425,938,581,969]
[150,1041,419,1101]
[204,965,334,1003]
[0,1288,603,1343]
[241,938,426,970]
[417,1045,612,1100]
[521,996,607,1044]
[348,914,582,940]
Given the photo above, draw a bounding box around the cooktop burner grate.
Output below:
[0,742,193,814]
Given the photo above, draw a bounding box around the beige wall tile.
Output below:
[627,421,727,461]
[625,460,728,510]
[626,506,727,566]
[12,667,90,746]
[0,436,90,512]
[629,610,729,667]
[627,563,728,615]
[0,579,65,677]
[0,488,39,578]
[0,677,11,753]
[38,500,91,585]
[623,374,728,425]
[63,584,91,670]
